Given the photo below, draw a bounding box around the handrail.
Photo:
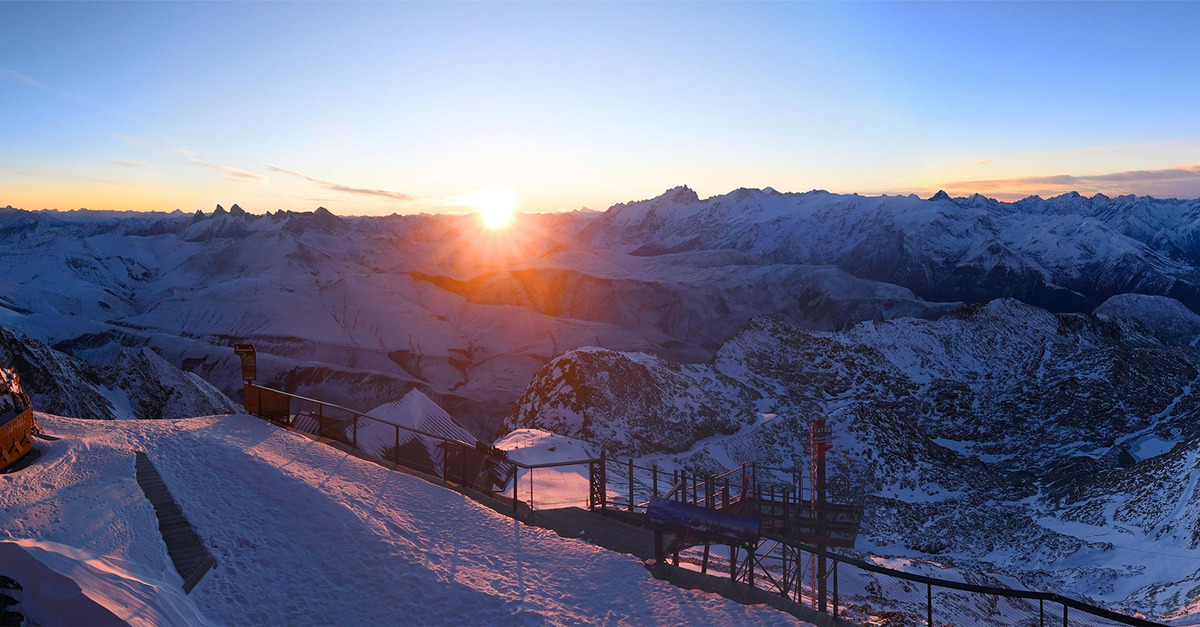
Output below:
[250,384,480,448]
[511,458,602,470]
[761,532,1164,627]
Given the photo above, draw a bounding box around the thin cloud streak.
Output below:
[264,164,413,201]
[943,164,1200,199]
[189,158,267,183]
[111,133,155,151]
[1,68,46,89]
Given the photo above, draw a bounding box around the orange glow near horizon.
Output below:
[461,188,518,229]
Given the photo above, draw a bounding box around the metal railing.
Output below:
[239,386,1161,626]
[243,384,515,492]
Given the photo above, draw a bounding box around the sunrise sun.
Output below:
[463,188,517,229]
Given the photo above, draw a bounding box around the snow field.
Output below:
[2,414,801,626]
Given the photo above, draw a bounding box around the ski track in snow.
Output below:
[1,414,802,626]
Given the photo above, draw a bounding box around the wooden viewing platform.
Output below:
[134,452,216,593]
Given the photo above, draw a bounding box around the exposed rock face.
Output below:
[0,366,31,415]
[0,326,239,420]
[505,348,761,455]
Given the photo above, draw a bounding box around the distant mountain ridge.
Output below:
[579,186,1200,313]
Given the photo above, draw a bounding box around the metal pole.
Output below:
[927,582,933,627]
[600,451,607,510]
[652,463,658,497]
[747,543,755,588]
[513,469,519,512]
[529,467,534,510]
[628,457,634,512]
[832,560,839,619]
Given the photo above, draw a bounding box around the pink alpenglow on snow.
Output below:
[0,413,801,625]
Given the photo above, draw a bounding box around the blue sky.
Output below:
[2,1,1198,214]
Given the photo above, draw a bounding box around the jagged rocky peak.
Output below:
[212,204,227,216]
[229,203,247,216]
[191,209,205,222]
[662,185,700,204]
[929,190,952,201]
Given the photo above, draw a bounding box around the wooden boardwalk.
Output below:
[134,452,216,593]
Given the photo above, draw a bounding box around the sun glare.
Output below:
[464,188,517,229]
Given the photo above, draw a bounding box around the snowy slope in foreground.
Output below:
[0,414,798,626]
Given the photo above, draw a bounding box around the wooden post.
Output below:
[722,479,729,509]
[352,415,358,448]
[1062,604,1067,627]
[701,543,710,574]
[652,462,658,497]
[513,469,519,512]
[461,443,468,487]
[1039,599,1044,627]
[730,545,738,580]
[529,467,534,510]
[628,457,634,512]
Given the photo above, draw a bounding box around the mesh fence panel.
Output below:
[509,463,595,510]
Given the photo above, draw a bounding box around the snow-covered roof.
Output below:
[365,389,477,446]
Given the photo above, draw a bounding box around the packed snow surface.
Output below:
[0,414,799,625]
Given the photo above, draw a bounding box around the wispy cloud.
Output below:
[169,147,266,184]
[111,133,155,151]
[264,164,413,201]
[942,165,1200,199]
[1,68,46,89]
[190,158,267,183]
[976,158,993,167]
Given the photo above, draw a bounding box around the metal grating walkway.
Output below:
[134,451,216,593]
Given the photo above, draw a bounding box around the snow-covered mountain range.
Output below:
[6,187,1200,437]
